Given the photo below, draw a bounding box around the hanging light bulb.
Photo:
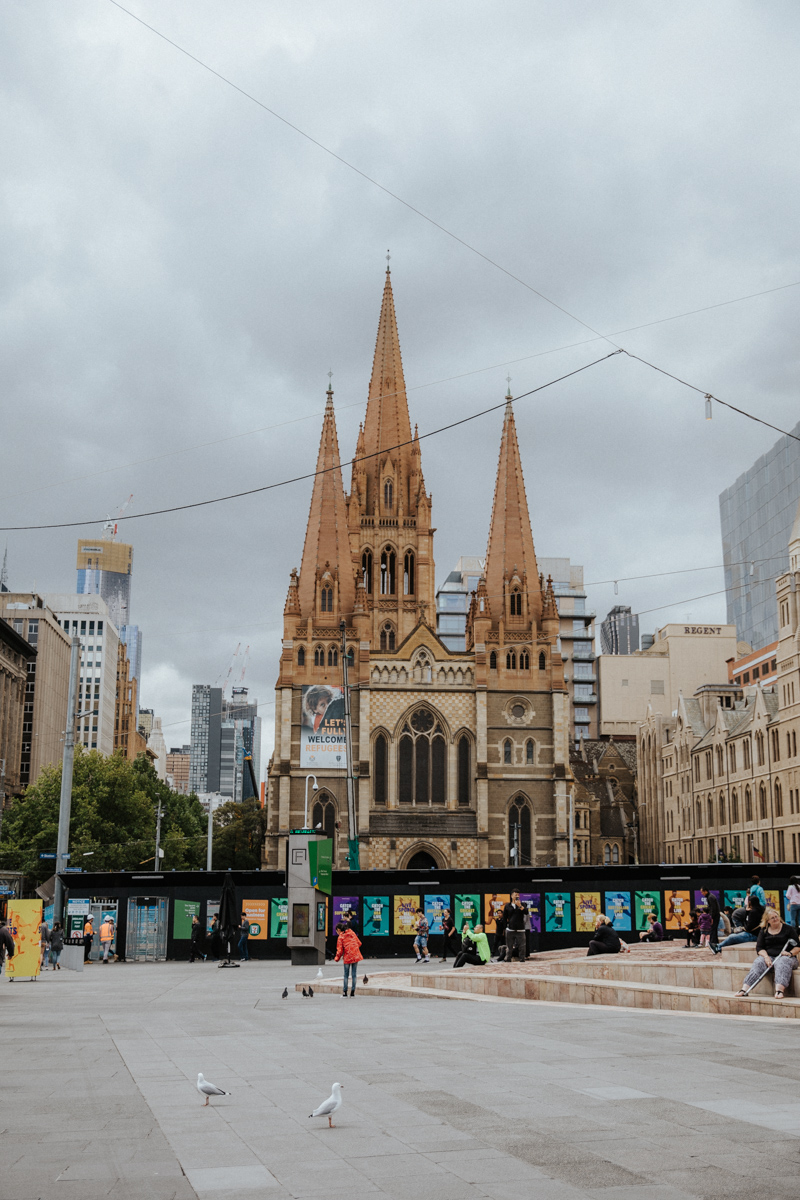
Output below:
[704,394,713,420]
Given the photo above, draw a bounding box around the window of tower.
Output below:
[362,550,373,594]
[314,646,325,666]
[380,548,396,595]
[297,646,305,667]
[510,590,522,616]
[506,651,516,670]
[489,651,497,670]
[519,650,529,670]
[403,551,415,595]
[320,585,333,613]
[539,651,546,671]
[503,739,512,764]
[380,623,396,652]
[328,646,338,667]
[457,734,471,805]
[384,480,393,512]
[397,708,446,805]
[374,733,387,804]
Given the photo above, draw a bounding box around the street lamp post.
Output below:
[53,636,81,926]
[304,774,318,828]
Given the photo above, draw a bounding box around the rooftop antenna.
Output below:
[386,248,391,272]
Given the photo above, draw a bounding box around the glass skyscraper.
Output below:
[720,419,800,650]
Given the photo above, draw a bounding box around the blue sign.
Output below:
[39,853,57,859]
[63,868,83,873]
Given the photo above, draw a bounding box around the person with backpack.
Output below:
[49,923,64,970]
[334,921,363,996]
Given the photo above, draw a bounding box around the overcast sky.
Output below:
[2,2,799,769]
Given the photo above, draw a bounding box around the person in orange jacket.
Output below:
[99,916,115,963]
[83,915,94,963]
[334,921,363,997]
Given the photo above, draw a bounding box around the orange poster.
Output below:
[6,899,43,979]
[242,899,269,940]
[483,894,509,933]
[665,890,691,930]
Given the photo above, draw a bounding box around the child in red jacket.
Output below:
[334,922,363,997]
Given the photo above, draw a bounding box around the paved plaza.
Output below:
[3,956,800,1200]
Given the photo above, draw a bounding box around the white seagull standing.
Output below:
[309,1082,343,1128]
[196,1072,231,1106]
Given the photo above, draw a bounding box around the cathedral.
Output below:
[264,270,572,871]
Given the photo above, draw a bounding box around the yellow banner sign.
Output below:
[6,899,43,978]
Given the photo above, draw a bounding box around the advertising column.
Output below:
[287,828,332,966]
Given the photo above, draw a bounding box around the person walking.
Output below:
[413,909,431,963]
[0,918,15,973]
[503,891,528,962]
[99,915,115,963]
[82,914,94,963]
[735,907,800,1000]
[209,914,221,961]
[39,919,51,971]
[189,915,205,962]
[700,888,720,948]
[786,876,800,932]
[439,908,457,963]
[238,914,251,962]
[453,924,492,968]
[49,923,64,970]
[334,921,363,996]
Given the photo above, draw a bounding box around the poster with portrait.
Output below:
[455,894,480,932]
[363,895,390,936]
[300,685,347,770]
[519,893,541,932]
[483,893,510,933]
[634,890,662,931]
[604,891,632,931]
[575,892,602,933]
[270,898,288,938]
[393,895,420,935]
[664,891,691,930]
[5,899,42,978]
[333,896,359,929]
[242,899,269,940]
[693,889,719,911]
[723,889,747,912]
[424,895,449,934]
[545,893,572,933]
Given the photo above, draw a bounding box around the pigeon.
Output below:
[302,987,308,997]
[363,975,369,985]
[196,1073,230,1107]
[309,1082,344,1128]
[308,986,314,997]
[281,987,288,999]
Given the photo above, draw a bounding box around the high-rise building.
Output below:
[114,638,148,761]
[0,595,71,788]
[147,716,167,781]
[76,536,142,722]
[138,707,154,740]
[45,594,120,756]
[600,605,640,655]
[225,687,261,788]
[189,685,222,795]
[166,746,191,794]
[538,558,598,741]
[720,418,800,649]
[435,557,484,651]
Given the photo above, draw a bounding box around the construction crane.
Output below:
[103,494,134,541]
[219,643,241,698]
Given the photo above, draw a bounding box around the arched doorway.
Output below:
[406,850,438,871]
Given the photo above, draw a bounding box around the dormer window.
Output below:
[510,590,522,616]
[320,585,333,612]
[384,480,393,512]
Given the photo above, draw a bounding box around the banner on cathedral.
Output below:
[300,685,347,770]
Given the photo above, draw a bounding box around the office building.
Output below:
[720,418,800,649]
[435,557,484,651]
[600,605,640,655]
[189,685,222,795]
[147,716,167,781]
[728,643,778,689]
[539,557,598,740]
[45,593,120,756]
[138,708,154,740]
[190,685,260,802]
[114,639,148,761]
[599,622,738,739]
[0,594,71,788]
[166,746,191,794]
[225,687,261,789]
[77,536,142,722]
[0,617,36,804]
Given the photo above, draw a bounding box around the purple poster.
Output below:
[519,893,541,932]
[333,896,359,928]
[694,889,719,909]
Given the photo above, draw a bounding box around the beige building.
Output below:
[166,746,191,794]
[599,622,740,738]
[45,594,119,756]
[637,503,800,864]
[539,558,598,740]
[114,639,148,761]
[0,617,36,805]
[0,595,71,790]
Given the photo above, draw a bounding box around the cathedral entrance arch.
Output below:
[400,844,444,871]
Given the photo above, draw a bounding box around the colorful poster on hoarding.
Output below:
[575,892,601,933]
[545,893,572,932]
[242,899,269,940]
[363,895,390,936]
[635,891,662,930]
[270,898,288,938]
[664,891,691,930]
[334,896,359,929]
[519,893,541,932]
[424,895,449,934]
[206,900,220,934]
[393,895,419,935]
[455,893,480,932]
[309,839,333,894]
[173,900,200,939]
[723,889,747,912]
[483,894,509,933]
[300,685,347,770]
[6,899,42,978]
[764,890,781,915]
[693,889,719,911]
[604,892,632,931]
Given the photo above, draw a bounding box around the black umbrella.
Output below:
[218,871,240,968]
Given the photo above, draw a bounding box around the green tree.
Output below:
[212,797,267,870]
[0,749,207,882]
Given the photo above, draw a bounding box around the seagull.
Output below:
[281,987,288,999]
[302,987,308,997]
[196,1073,230,1107]
[316,967,324,978]
[309,1082,343,1128]
[308,986,314,997]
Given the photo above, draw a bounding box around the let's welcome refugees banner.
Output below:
[300,685,347,770]
[6,899,43,978]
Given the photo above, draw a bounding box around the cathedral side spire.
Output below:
[296,390,355,621]
[484,398,542,628]
[361,268,414,514]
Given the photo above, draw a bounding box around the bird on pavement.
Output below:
[316,967,324,978]
[363,975,369,984]
[309,1082,343,1128]
[302,987,308,997]
[196,1073,230,1107]
[308,986,314,997]
[281,987,288,999]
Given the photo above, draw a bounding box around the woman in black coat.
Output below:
[587,914,624,956]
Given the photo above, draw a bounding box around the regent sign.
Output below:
[684,626,722,635]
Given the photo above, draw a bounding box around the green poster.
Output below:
[724,889,747,911]
[309,839,333,895]
[173,900,200,939]
[455,893,480,932]
[634,890,662,931]
[270,897,288,938]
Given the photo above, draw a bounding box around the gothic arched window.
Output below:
[539,651,546,671]
[526,739,534,765]
[379,622,396,652]
[506,651,516,670]
[744,786,752,823]
[297,646,305,667]
[312,793,336,842]
[380,547,396,595]
[314,645,325,667]
[604,843,611,865]
[346,646,355,668]
[696,800,702,829]
[612,844,619,864]
[732,789,739,824]
[719,791,726,824]
[508,798,532,866]
[328,646,338,667]
[510,590,522,616]
[384,480,393,512]
[503,739,512,765]
[397,707,446,805]
[457,734,471,806]
[489,651,497,670]
[320,585,333,613]
[373,733,387,804]
[403,551,415,595]
[759,783,767,820]
[361,549,373,594]
[519,650,530,670]
[707,796,714,827]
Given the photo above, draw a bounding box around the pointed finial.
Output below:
[386,248,391,272]
[326,368,333,397]
[505,374,512,399]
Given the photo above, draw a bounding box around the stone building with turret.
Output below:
[264,270,572,872]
